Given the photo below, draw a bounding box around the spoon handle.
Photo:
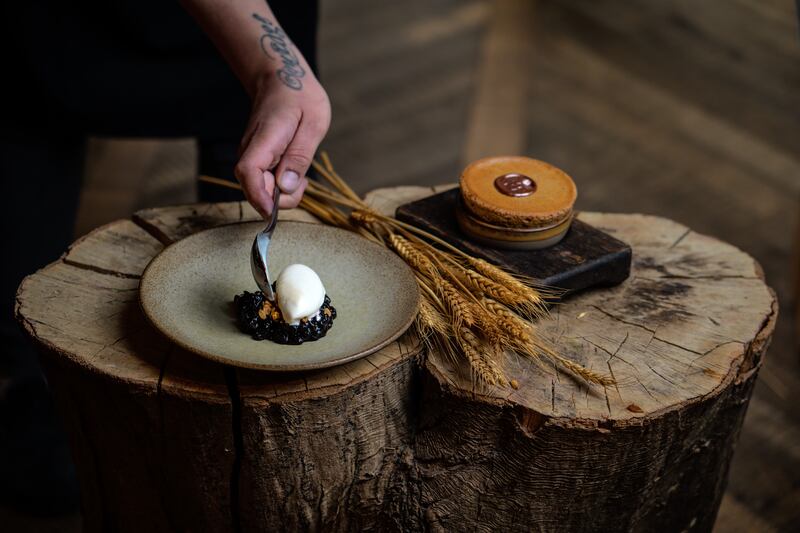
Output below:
[251,183,282,301]
[265,183,281,233]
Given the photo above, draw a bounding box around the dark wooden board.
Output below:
[395,188,631,293]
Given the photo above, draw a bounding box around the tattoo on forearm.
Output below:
[252,13,305,90]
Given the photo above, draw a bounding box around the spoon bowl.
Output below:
[250,184,281,300]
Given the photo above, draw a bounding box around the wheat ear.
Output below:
[416,297,449,337]
[388,234,436,276]
[460,327,507,387]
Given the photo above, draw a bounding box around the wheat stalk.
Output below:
[417,297,449,337]
[547,352,614,386]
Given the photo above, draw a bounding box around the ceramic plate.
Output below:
[140,221,419,371]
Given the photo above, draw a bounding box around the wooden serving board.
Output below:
[395,188,631,293]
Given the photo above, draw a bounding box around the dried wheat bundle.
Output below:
[199,154,613,388]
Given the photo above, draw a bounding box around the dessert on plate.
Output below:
[235,264,336,344]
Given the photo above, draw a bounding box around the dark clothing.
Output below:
[0,0,318,516]
[1,0,318,140]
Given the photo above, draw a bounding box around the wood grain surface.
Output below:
[16,185,776,531]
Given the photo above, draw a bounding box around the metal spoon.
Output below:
[250,184,281,301]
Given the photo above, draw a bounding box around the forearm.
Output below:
[180,0,313,96]
[181,0,329,217]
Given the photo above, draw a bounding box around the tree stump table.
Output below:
[16,186,776,532]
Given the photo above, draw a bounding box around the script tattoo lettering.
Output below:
[252,13,306,90]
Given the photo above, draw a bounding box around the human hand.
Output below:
[235,73,330,219]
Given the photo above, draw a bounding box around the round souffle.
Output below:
[460,156,577,229]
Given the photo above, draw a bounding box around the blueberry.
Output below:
[234,291,336,345]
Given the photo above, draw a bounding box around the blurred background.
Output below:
[4,0,799,531]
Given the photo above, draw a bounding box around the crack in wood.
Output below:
[669,228,691,249]
[24,316,105,347]
[687,340,742,369]
[651,335,705,357]
[590,304,738,359]
[609,332,629,362]
[590,305,656,334]
[736,296,778,381]
[39,270,139,293]
[573,335,616,359]
[131,214,176,245]
[635,375,657,400]
[606,332,629,399]
[645,362,681,388]
[63,258,142,279]
[223,367,244,533]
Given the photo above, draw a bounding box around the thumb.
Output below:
[234,115,297,217]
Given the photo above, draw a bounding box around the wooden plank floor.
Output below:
[6,0,798,530]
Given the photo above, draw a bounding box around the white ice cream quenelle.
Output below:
[275,264,326,325]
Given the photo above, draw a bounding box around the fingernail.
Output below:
[279,170,300,191]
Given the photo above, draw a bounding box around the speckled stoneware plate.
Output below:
[140,221,419,371]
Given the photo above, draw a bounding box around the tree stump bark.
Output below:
[16,187,776,532]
